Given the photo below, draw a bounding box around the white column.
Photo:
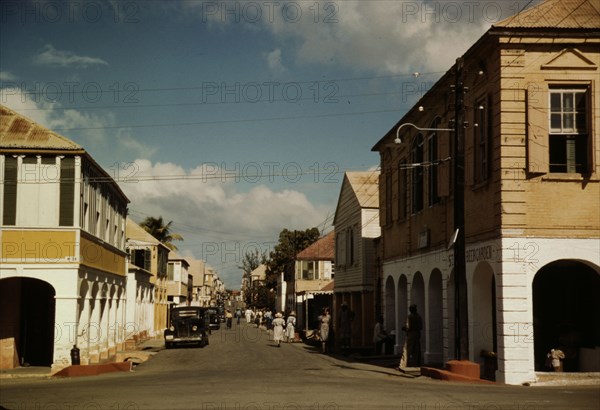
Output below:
[52,295,79,370]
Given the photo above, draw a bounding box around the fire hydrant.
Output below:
[70,345,80,365]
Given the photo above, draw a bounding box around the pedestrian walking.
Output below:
[285,311,296,343]
[401,304,423,367]
[373,316,387,355]
[235,309,242,324]
[318,307,331,353]
[225,310,233,329]
[264,309,273,330]
[245,308,253,324]
[272,312,286,347]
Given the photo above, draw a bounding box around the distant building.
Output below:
[290,232,335,334]
[167,253,191,308]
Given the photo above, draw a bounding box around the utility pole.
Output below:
[453,57,469,361]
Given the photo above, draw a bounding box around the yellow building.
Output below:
[125,219,170,342]
[1,105,129,369]
[372,0,599,384]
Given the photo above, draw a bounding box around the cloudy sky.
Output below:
[1,0,540,288]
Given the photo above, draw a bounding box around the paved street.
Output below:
[1,321,598,410]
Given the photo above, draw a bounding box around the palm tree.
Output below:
[141,216,183,251]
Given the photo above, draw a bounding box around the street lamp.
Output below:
[394,122,453,144]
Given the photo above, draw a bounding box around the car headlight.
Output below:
[192,325,198,331]
[169,326,175,331]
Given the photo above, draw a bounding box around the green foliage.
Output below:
[240,249,269,306]
[141,216,183,251]
[265,227,320,288]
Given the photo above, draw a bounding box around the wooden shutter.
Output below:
[3,157,17,225]
[527,86,549,174]
[59,157,75,226]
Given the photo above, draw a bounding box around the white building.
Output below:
[1,105,129,369]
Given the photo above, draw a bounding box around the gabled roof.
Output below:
[333,171,380,226]
[346,171,380,208]
[493,0,600,29]
[1,105,130,204]
[126,219,169,249]
[296,231,335,261]
[0,105,83,150]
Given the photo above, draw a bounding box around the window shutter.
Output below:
[438,133,451,197]
[2,157,17,225]
[144,249,151,271]
[59,157,75,226]
[527,86,549,174]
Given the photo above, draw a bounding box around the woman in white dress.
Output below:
[318,308,331,353]
[272,312,286,347]
[285,311,296,343]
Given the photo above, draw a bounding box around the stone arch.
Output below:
[532,260,600,372]
[0,277,56,368]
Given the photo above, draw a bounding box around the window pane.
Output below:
[563,113,573,130]
[550,113,561,130]
[563,93,573,111]
[575,92,586,111]
[550,93,561,112]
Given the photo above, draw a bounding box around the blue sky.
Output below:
[1,0,538,288]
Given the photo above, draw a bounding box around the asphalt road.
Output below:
[1,321,599,410]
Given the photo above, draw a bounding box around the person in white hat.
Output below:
[285,311,296,343]
[272,312,285,347]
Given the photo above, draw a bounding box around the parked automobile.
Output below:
[216,305,225,322]
[164,307,209,348]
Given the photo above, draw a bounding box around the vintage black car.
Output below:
[164,307,209,348]
[204,308,220,331]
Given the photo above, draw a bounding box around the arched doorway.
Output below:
[0,278,55,368]
[533,260,600,372]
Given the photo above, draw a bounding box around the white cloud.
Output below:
[122,159,330,286]
[124,160,325,238]
[266,49,286,74]
[0,71,18,81]
[0,89,155,162]
[34,44,109,68]
[190,0,533,75]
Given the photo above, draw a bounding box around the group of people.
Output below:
[373,304,423,368]
[271,311,298,347]
[241,303,424,365]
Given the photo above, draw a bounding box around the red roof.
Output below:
[296,231,335,261]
